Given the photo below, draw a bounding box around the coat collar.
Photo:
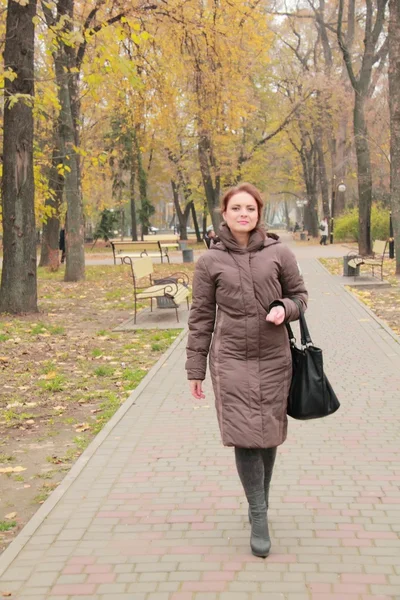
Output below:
[212,223,278,253]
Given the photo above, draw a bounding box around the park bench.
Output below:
[110,238,179,265]
[123,256,190,324]
[347,239,389,281]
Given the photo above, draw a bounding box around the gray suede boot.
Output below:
[235,447,274,559]
[247,490,271,558]
[248,446,277,524]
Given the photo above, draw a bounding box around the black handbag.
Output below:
[286,304,340,420]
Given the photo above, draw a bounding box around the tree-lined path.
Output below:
[0,252,399,599]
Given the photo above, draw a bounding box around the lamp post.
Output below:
[330,177,346,244]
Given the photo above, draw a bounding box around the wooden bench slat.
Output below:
[173,287,190,304]
[110,239,173,264]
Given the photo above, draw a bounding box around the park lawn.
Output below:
[319,257,400,336]
[0,262,195,553]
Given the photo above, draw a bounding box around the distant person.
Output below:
[59,228,66,263]
[293,221,300,232]
[204,225,216,249]
[319,217,329,246]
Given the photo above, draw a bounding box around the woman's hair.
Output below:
[220,182,264,225]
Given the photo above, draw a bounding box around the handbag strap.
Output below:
[285,298,313,347]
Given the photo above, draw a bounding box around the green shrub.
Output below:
[334,204,390,242]
[334,208,359,242]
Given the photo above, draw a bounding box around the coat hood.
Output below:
[212,222,279,253]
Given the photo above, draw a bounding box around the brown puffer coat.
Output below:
[186,224,308,449]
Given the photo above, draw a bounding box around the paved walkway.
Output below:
[1,248,400,600]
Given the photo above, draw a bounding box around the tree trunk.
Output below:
[130,149,137,241]
[39,215,61,268]
[283,199,290,230]
[170,180,191,240]
[198,132,221,231]
[134,129,153,239]
[202,200,208,236]
[354,93,373,255]
[389,0,400,274]
[59,59,85,281]
[0,0,38,314]
[314,123,330,219]
[337,0,388,255]
[190,202,202,242]
[51,0,85,282]
[39,127,64,267]
[296,127,319,237]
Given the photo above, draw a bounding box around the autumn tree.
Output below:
[0,0,38,314]
[337,0,389,255]
[389,0,400,274]
[151,1,279,229]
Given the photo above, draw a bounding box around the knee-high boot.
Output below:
[235,448,271,558]
[261,446,277,509]
[248,447,277,521]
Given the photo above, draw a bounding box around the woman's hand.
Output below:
[189,380,205,400]
[266,306,285,326]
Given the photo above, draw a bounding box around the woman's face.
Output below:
[223,192,258,235]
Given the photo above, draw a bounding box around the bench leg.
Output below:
[150,298,153,313]
[175,307,179,323]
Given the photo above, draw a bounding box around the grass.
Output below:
[32,482,58,505]
[38,374,66,392]
[121,368,147,391]
[0,521,17,532]
[94,365,115,377]
[35,470,57,480]
[29,323,65,336]
[0,454,15,463]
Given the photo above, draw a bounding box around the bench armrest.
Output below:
[163,271,190,287]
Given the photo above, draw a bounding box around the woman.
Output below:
[186,183,308,558]
[319,217,329,245]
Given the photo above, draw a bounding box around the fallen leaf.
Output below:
[5,512,17,520]
[53,405,66,411]
[75,423,90,433]
[0,466,26,474]
[43,371,57,380]
[2,592,12,597]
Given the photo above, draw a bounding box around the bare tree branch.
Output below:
[337,0,358,90]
